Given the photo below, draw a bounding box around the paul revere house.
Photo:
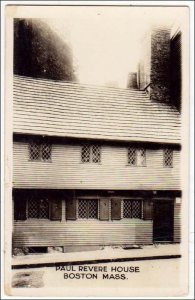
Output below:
[12,28,182,254]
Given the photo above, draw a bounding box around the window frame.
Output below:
[81,144,101,164]
[77,198,99,219]
[27,197,50,220]
[127,147,146,167]
[123,199,143,219]
[28,141,52,162]
[163,148,173,168]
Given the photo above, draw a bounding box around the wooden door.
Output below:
[153,201,174,242]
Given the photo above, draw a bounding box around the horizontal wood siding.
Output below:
[13,219,153,247]
[174,200,181,242]
[13,142,180,190]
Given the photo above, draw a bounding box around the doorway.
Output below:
[153,200,174,242]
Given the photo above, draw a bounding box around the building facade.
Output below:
[12,70,181,252]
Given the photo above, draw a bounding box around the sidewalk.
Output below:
[12,244,181,269]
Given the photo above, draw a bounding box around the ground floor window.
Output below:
[78,199,98,219]
[14,193,153,222]
[28,197,49,219]
[123,200,142,219]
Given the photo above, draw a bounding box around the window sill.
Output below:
[126,165,147,167]
[28,160,52,163]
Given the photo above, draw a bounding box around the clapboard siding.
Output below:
[174,200,181,242]
[13,75,181,144]
[13,219,153,247]
[13,142,180,190]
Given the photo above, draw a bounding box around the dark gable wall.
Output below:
[170,31,182,112]
[14,18,76,81]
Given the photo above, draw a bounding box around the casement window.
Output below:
[28,198,50,219]
[164,149,173,167]
[128,148,146,166]
[14,197,62,221]
[81,145,101,163]
[123,200,142,219]
[78,199,98,219]
[29,142,52,161]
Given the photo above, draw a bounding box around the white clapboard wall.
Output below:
[13,142,180,190]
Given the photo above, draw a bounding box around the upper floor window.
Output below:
[164,149,173,167]
[29,142,52,161]
[128,147,146,166]
[81,144,101,163]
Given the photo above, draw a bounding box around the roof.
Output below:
[13,75,181,144]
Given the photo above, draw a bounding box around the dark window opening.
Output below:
[28,198,49,219]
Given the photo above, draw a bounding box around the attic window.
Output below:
[128,148,146,166]
[164,149,173,167]
[29,142,52,161]
[81,145,101,163]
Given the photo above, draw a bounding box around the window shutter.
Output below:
[50,200,62,220]
[143,200,153,220]
[111,199,121,220]
[99,198,109,220]
[14,197,27,221]
[66,199,77,220]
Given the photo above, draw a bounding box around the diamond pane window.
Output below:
[128,148,136,165]
[81,145,101,163]
[131,200,142,218]
[123,200,132,218]
[92,145,101,163]
[39,198,49,218]
[42,143,52,161]
[28,198,39,218]
[29,142,40,160]
[123,200,142,219]
[29,141,52,161]
[28,198,49,219]
[137,149,146,166]
[164,149,173,167]
[81,145,90,163]
[78,199,88,218]
[88,200,98,218]
[128,148,146,166]
[78,199,98,219]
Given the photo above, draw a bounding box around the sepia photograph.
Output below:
[2,2,192,298]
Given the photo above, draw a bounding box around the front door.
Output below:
[153,201,174,242]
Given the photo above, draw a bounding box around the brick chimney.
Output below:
[150,28,171,103]
[127,72,138,90]
[138,27,171,103]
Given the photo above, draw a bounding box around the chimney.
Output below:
[127,72,138,90]
[137,27,172,103]
[150,28,171,103]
